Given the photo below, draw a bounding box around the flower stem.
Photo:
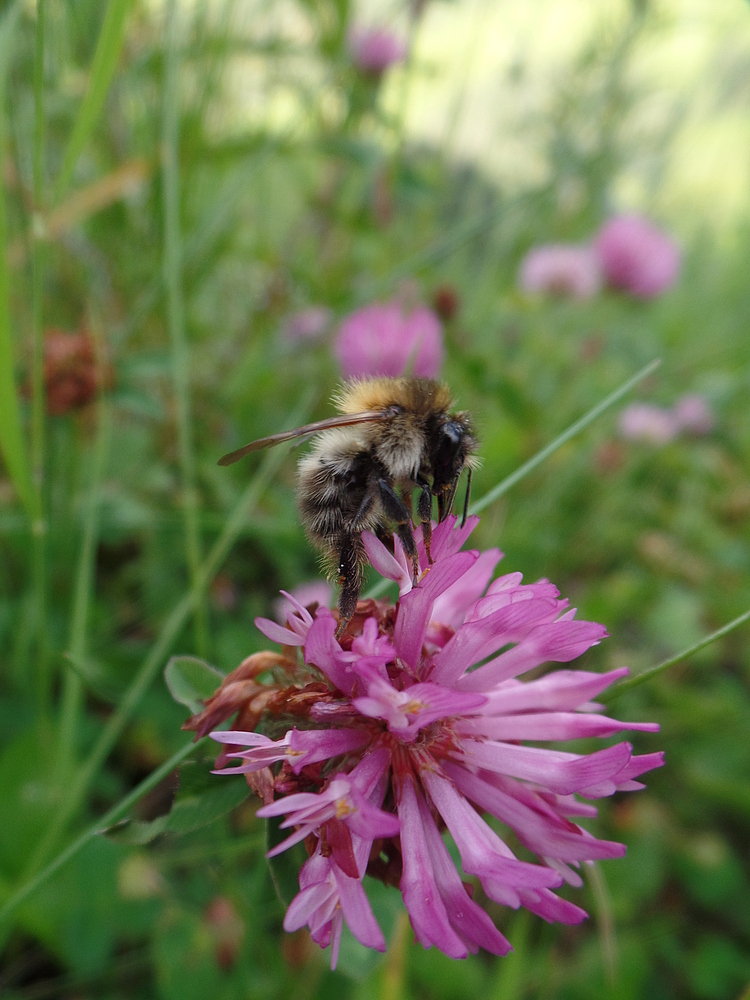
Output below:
[602,607,750,704]
[31,0,49,715]
[162,0,207,657]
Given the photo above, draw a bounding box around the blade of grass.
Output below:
[56,362,112,785]
[31,0,48,713]
[0,2,30,514]
[601,607,750,705]
[162,0,207,657]
[0,737,208,925]
[365,360,661,600]
[53,0,134,201]
[469,359,662,515]
[24,392,314,876]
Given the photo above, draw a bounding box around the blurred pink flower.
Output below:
[335,301,443,379]
[283,307,332,343]
[673,394,715,436]
[518,244,601,300]
[205,516,662,968]
[274,582,334,623]
[348,26,407,75]
[618,403,679,445]
[595,215,680,298]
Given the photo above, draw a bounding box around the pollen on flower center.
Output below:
[335,798,355,819]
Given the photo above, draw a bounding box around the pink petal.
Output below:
[481,668,629,714]
[431,598,562,685]
[397,774,468,958]
[254,616,306,646]
[394,551,478,668]
[460,711,659,742]
[453,738,633,796]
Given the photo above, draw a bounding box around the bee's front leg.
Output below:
[377,478,420,584]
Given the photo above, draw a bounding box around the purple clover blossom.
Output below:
[348,26,408,76]
[334,301,444,380]
[518,244,602,300]
[203,516,663,968]
[595,215,680,298]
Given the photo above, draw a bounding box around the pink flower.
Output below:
[274,581,333,622]
[348,26,407,75]
[618,403,680,445]
[673,394,714,436]
[518,244,602,300]
[282,307,332,343]
[334,301,443,379]
[595,215,680,298]
[205,516,662,968]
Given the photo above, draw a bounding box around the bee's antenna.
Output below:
[461,466,472,527]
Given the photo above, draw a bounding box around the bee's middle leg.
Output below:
[377,478,420,584]
[416,477,433,564]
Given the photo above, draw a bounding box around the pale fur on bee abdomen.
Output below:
[296,429,387,579]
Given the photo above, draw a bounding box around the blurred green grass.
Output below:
[1,1,749,998]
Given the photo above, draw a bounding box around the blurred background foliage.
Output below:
[1,0,750,997]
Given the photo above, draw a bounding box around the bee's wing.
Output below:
[217,411,390,466]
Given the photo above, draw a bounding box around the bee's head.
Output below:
[430,414,476,521]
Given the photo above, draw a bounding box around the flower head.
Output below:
[334,301,443,380]
[673,393,714,436]
[282,307,332,343]
[348,26,407,76]
[595,215,680,298]
[36,328,111,415]
[518,244,602,300]
[197,517,662,968]
[618,402,680,445]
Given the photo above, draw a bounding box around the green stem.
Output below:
[31,0,48,713]
[162,0,207,657]
[56,390,112,784]
[469,359,662,515]
[0,738,208,926]
[24,393,313,876]
[601,607,750,704]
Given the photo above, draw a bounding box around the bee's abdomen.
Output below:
[296,444,381,553]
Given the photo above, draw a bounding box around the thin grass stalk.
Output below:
[162,0,207,656]
[0,737,208,926]
[31,0,48,713]
[24,393,314,876]
[56,375,112,784]
[53,0,134,200]
[0,2,30,515]
[469,359,662,515]
[601,607,750,705]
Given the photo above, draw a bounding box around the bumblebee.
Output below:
[219,377,477,635]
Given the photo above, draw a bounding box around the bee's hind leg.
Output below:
[336,532,364,637]
[377,478,420,584]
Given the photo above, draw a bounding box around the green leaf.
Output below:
[54,0,135,199]
[0,1,31,514]
[104,762,250,845]
[164,656,224,714]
